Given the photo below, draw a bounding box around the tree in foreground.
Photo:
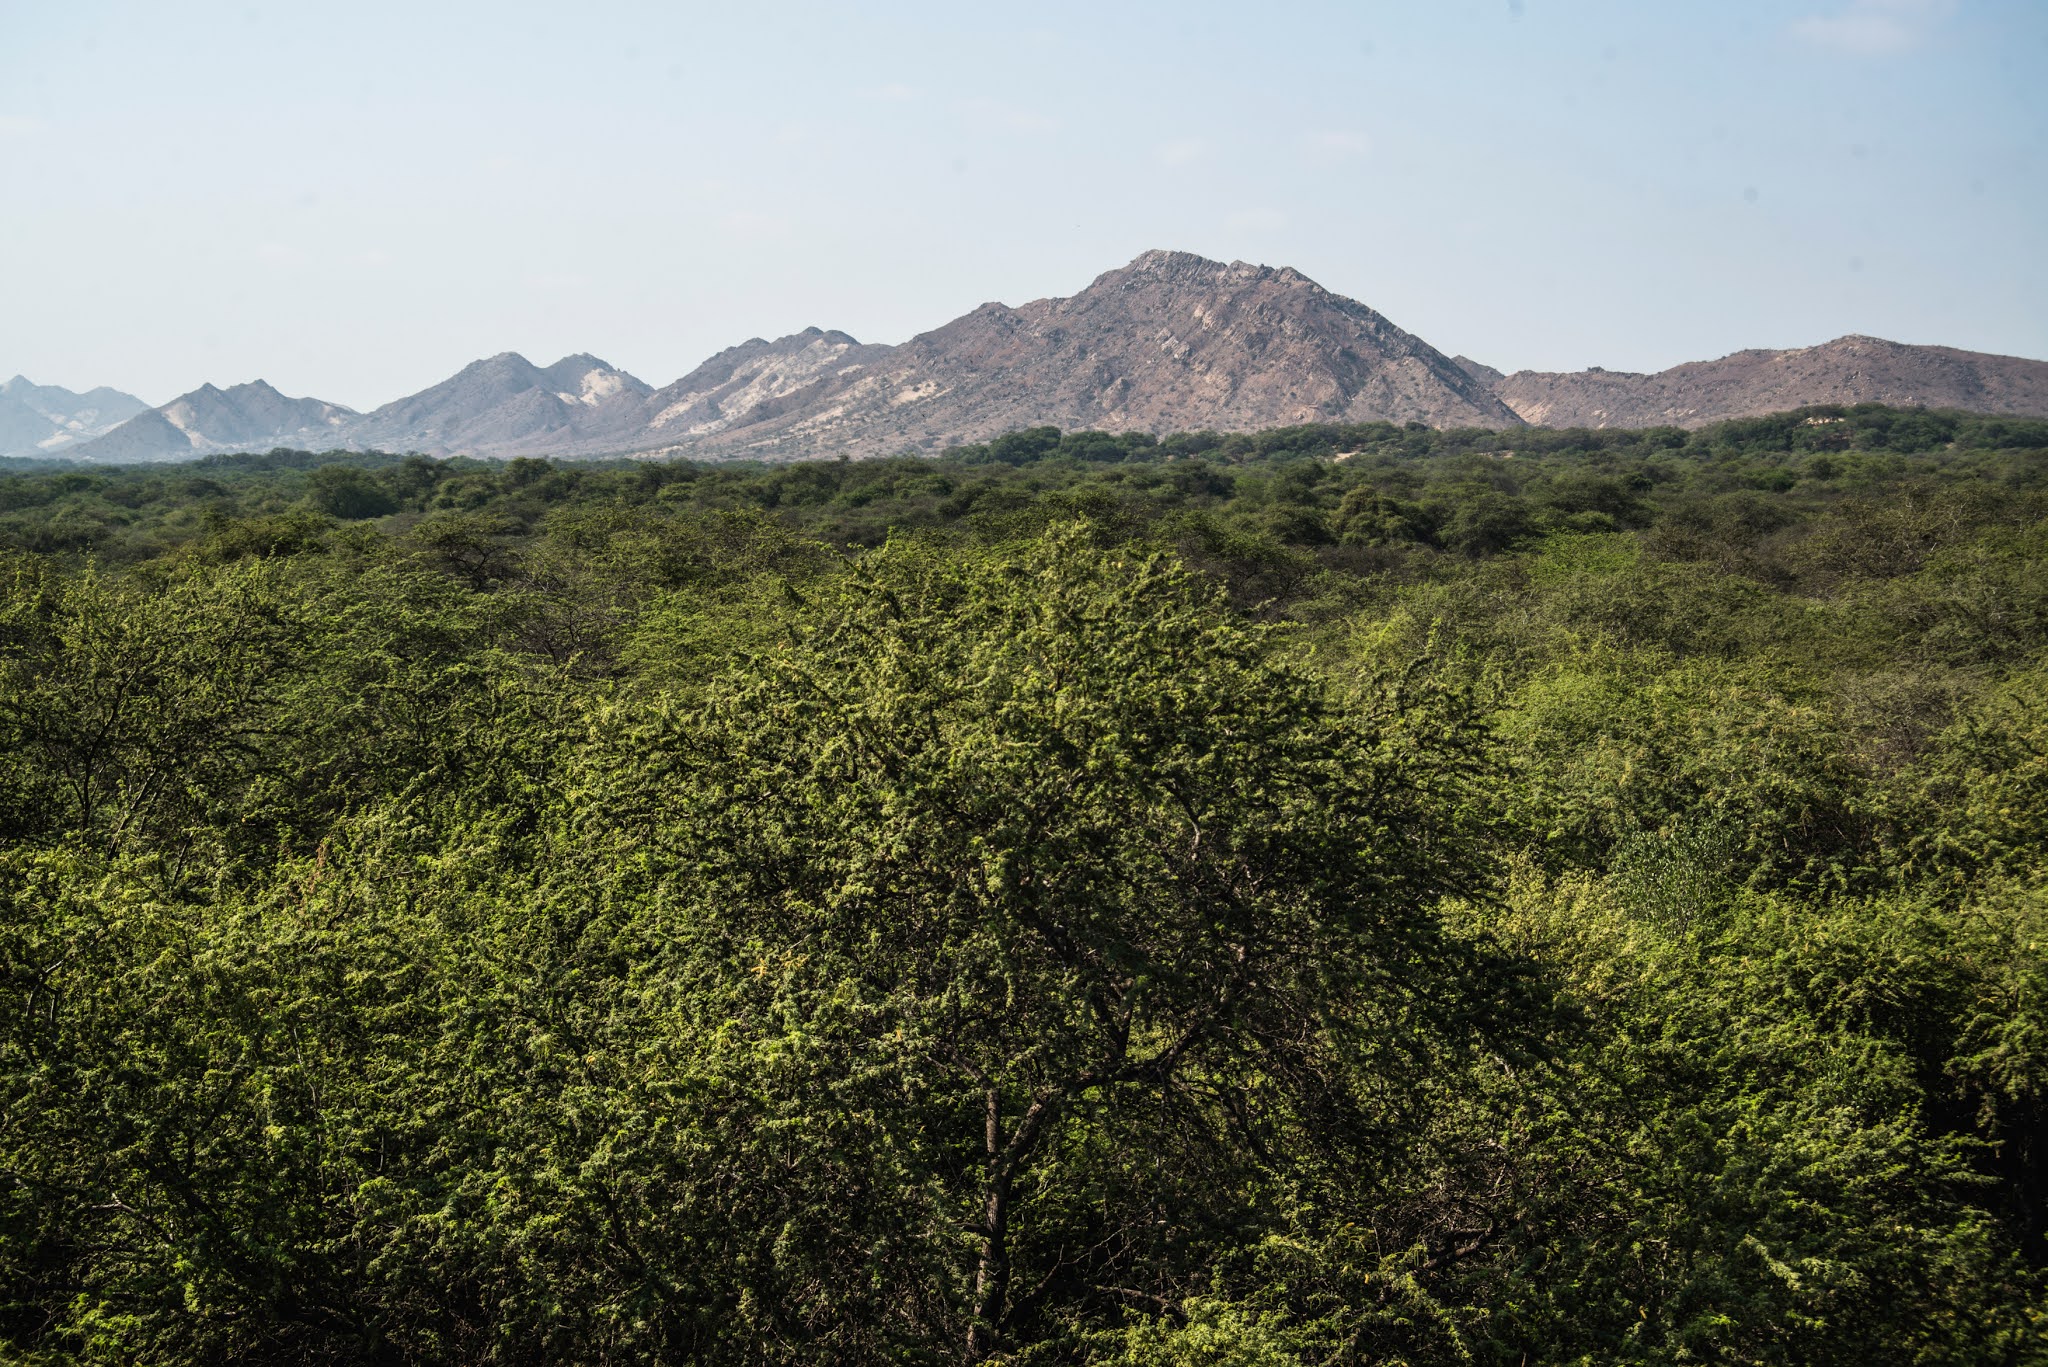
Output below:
[556,526,1516,1360]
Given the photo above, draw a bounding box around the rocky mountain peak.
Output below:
[621,251,1521,458]
[1115,249,1274,282]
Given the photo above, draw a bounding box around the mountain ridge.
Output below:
[49,252,2048,462]
[0,376,151,458]
[74,381,355,463]
[1489,334,2048,430]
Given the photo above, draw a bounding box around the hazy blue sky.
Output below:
[3,0,2043,407]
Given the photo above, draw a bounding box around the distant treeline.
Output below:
[2,403,2045,574]
[941,403,2048,464]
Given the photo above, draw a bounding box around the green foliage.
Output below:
[1,408,2046,1364]
[307,464,399,519]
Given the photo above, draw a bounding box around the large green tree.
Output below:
[554,528,1516,1359]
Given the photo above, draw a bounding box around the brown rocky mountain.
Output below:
[612,251,1519,459]
[1490,335,2048,430]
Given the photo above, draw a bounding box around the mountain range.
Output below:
[0,376,149,458]
[65,381,356,463]
[28,251,2048,464]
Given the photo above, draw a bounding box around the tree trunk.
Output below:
[967,1087,1056,1362]
[966,1173,1011,1361]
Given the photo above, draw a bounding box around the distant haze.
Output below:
[2,0,2044,408]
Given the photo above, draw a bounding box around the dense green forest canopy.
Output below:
[4,402,2046,569]
[3,402,2048,1364]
